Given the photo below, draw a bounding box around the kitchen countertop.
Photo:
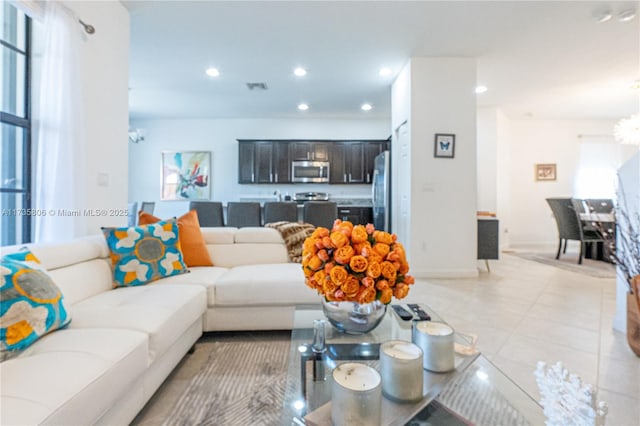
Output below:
[239,196,372,207]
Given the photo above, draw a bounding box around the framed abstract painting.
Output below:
[161,151,211,200]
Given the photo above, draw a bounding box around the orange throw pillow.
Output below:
[138,210,213,267]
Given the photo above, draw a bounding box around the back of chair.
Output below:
[140,201,155,215]
[189,201,224,227]
[303,201,337,229]
[263,202,298,224]
[546,198,581,241]
[227,202,261,227]
[584,199,614,214]
[127,202,138,227]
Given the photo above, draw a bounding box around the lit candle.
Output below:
[380,340,424,403]
[412,321,455,372]
[331,363,382,425]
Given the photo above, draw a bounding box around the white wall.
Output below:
[477,108,498,213]
[391,57,478,278]
[614,151,640,332]
[496,109,512,249]
[390,61,412,252]
[63,1,130,233]
[128,118,389,217]
[507,119,623,246]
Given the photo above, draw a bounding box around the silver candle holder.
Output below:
[331,362,382,425]
[380,340,424,403]
[412,321,455,373]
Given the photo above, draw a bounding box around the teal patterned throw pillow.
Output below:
[1,250,71,361]
[102,218,188,287]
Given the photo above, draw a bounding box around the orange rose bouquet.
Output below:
[302,220,415,305]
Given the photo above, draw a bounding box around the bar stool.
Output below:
[263,201,298,224]
[189,201,224,227]
[303,201,337,229]
[226,202,261,227]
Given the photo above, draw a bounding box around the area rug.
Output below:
[134,331,291,426]
[507,251,616,279]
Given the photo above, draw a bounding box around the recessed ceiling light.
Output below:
[619,9,636,22]
[297,103,309,111]
[205,67,220,77]
[592,8,613,23]
[379,67,392,77]
[475,85,488,94]
[294,67,307,77]
[361,103,373,111]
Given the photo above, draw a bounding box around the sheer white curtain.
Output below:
[32,1,86,242]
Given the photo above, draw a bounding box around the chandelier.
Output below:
[614,113,640,145]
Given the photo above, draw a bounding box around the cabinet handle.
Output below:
[252,172,255,182]
[343,173,347,182]
[341,209,351,213]
[349,173,352,182]
[275,172,278,182]
[367,173,370,183]
[270,172,273,183]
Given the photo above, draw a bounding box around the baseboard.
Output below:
[411,268,479,279]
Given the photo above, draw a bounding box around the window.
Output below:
[1,3,31,246]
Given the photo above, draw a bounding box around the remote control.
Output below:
[407,304,431,321]
[391,304,414,321]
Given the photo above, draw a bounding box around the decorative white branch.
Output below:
[535,361,608,426]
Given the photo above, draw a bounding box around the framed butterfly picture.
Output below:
[434,133,455,158]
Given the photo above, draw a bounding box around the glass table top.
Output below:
[280,303,545,426]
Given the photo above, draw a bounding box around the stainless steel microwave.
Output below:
[291,161,330,183]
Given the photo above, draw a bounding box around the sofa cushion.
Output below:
[1,251,71,361]
[23,235,109,270]
[206,244,289,268]
[0,328,147,426]
[68,284,206,361]
[200,227,237,245]
[155,266,229,306]
[234,227,284,244]
[214,263,319,306]
[102,219,188,287]
[138,210,213,267]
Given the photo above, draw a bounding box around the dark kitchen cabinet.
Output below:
[337,206,373,225]
[273,142,290,183]
[238,140,291,184]
[364,142,387,183]
[331,141,379,184]
[291,142,329,162]
[238,142,255,183]
[254,142,274,183]
[239,139,387,184]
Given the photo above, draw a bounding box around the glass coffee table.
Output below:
[280,304,546,425]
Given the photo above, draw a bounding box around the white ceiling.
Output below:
[126,1,640,121]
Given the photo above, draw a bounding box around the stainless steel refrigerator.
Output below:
[372,151,390,231]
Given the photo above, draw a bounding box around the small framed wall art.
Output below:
[535,163,557,181]
[161,151,211,200]
[434,134,455,158]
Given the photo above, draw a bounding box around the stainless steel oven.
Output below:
[291,161,330,183]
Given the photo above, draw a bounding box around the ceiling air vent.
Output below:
[246,82,268,91]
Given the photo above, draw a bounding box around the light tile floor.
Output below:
[403,251,640,426]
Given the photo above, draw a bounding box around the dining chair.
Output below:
[127,202,138,227]
[140,201,155,215]
[545,198,603,264]
[189,201,224,227]
[584,199,614,214]
[263,201,298,224]
[303,201,338,229]
[226,202,261,227]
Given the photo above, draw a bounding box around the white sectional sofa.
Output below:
[1,227,319,425]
